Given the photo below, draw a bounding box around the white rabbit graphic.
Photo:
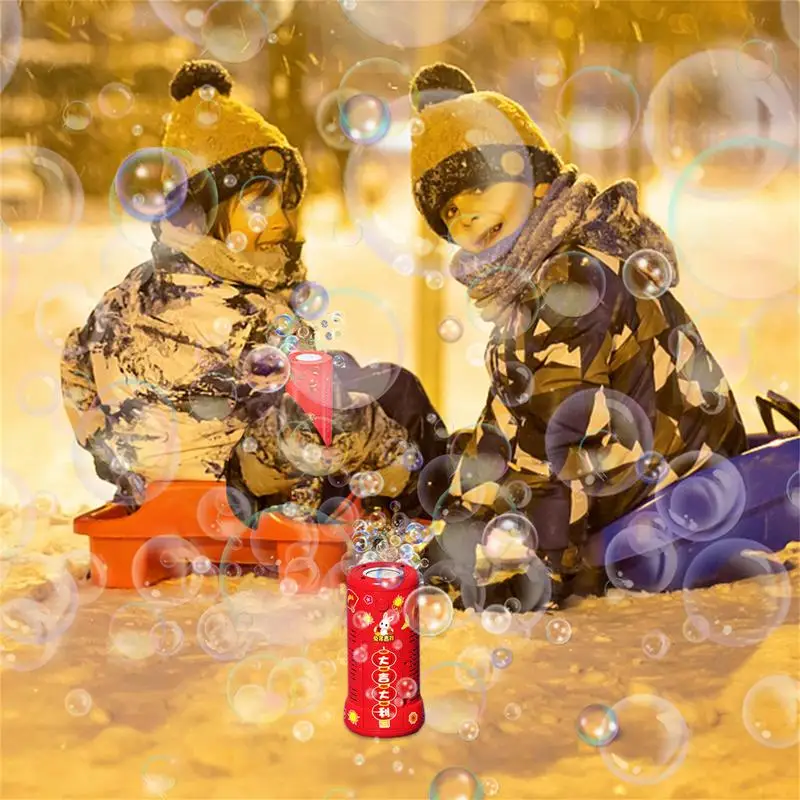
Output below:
[375,611,395,638]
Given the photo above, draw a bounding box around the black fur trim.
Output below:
[170,60,233,102]
[414,144,563,240]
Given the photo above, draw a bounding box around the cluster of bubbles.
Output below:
[350,505,434,572]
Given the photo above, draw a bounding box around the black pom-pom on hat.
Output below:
[170,59,233,102]
[410,62,476,111]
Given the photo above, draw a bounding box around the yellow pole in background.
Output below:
[413,221,445,412]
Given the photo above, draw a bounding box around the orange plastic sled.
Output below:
[73,481,355,592]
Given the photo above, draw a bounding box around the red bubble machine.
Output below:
[344,562,424,738]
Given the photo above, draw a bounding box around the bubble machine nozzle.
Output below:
[286,351,333,446]
[344,562,425,738]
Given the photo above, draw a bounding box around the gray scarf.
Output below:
[450,166,679,322]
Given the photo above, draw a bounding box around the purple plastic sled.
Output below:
[585,392,800,593]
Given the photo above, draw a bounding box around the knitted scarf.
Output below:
[450,165,679,323]
[157,218,307,296]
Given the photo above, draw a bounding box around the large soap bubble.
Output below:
[600,694,690,785]
[742,674,799,749]
[149,0,293,48]
[339,0,486,48]
[655,451,746,543]
[682,539,791,647]
[545,389,654,497]
[604,514,679,594]
[643,49,796,193]
[0,147,84,254]
[666,138,798,300]
[113,148,189,223]
[556,66,641,150]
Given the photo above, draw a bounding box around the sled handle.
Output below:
[755,392,800,435]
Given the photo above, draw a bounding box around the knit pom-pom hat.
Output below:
[162,60,306,221]
[409,63,563,241]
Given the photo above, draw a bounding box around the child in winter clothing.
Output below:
[61,60,314,507]
[60,60,436,516]
[408,63,748,610]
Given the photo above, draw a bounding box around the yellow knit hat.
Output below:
[409,63,563,240]
[162,59,306,220]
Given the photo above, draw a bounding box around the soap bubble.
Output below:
[200,0,276,63]
[397,677,418,699]
[141,755,179,798]
[316,90,356,150]
[197,604,252,661]
[0,0,22,92]
[338,57,409,143]
[113,148,189,223]
[547,389,653,497]
[349,471,384,498]
[490,647,513,669]
[16,371,60,416]
[737,39,778,81]
[131,535,204,605]
[403,586,454,637]
[490,360,534,408]
[644,49,796,193]
[291,281,329,321]
[682,539,791,647]
[656,451,746,542]
[98,82,134,118]
[423,659,488,735]
[556,66,640,150]
[787,471,800,510]
[480,604,512,635]
[458,719,481,742]
[577,703,619,746]
[149,620,184,657]
[429,767,485,800]
[545,617,572,645]
[417,455,465,521]
[64,688,93,717]
[267,657,326,716]
[600,695,689,785]
[455,646,497,692]
[293,720,315,742]
[341,0,486,48]
[604,516,678,593]
[438,317,464,343]
[666,138,798,300]
[682,614,711,643]
[109,602,167,661]
[538,250,607,318]
[636,451,668,485]
[642,630,671,660]
[504,702,522,721]
[742,674,799,748]
[482,513,537,564]
[0,147,84,253]
[33,282,96,353]
[241,345,291,393]
[339,94,390,146]
[63,101,92,132]
[621,249,674,299]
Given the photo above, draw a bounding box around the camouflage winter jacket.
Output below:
[437,245,748,575]
[60,240,311,499]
